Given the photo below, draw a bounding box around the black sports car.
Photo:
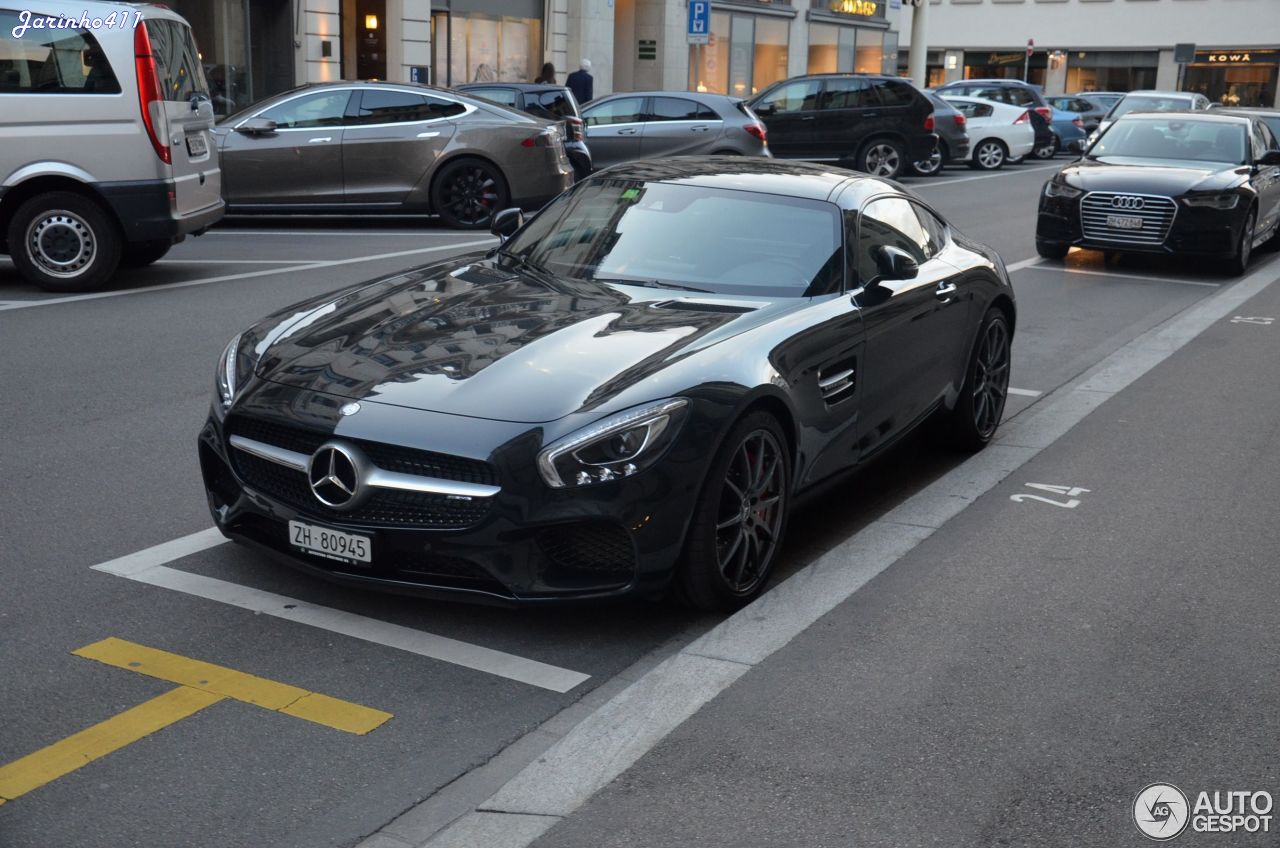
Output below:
[1036,112,1280,274]
[199,159,1016,610]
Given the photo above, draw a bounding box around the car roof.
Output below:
[592,157,891,204]
[1121,90,1195,98]
[457,83,570,92]
[1214,106,1279,115]
[943,79,1034,87]
[1121,110,1250,125]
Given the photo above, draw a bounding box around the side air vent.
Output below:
[651,299,763,314]
[818,359,856,404]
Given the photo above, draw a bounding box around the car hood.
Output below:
[1058,157,1246,195]
[251,256,790,423]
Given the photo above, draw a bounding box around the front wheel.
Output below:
[7,191,122,291]
[675,412,792,611]
[431,158,510,230]
[1225,210,1256,276]
[970,139,1007,171]
[947,308,1012,452]
[859,138,906,179]
[1035,238,1069,260]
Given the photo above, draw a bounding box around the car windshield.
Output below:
[1109,96,1194,120]
[501,180,843,297]
[1091,118,1247,165]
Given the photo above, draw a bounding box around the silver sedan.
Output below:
[581,91,771,169]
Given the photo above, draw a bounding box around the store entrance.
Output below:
[342,0,387,80]
[1184,54,1278,107]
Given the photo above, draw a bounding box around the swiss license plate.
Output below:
[288,520,371,564]
[186,133,209,157]
[1106,215,1143,230]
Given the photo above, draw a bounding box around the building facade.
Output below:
[897,0,1280,107]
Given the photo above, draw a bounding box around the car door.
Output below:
[814,77,878,160]
[1250,119,1280,241]
[850,194,971,454]
[750,79,821,158]
[582,96,646,167]
[220,88,352,206]
[639,96,723,157]
[341,88,462,206]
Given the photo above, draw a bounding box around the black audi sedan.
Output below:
[199,159,1015,610]
[1036,112,1280,274]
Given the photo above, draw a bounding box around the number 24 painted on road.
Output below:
[1010,483,1090,509]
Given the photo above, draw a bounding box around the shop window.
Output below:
[808,23,838,74]
[436,13,541,87]
[728,14,753,97]
[689,11,730,93]
[854,29,882,74]
[752,17,788,95]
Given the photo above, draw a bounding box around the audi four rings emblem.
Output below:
[339,402,361,416]
[1112,196,1145,210]
[307,443,361,508]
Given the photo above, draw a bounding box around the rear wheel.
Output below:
[947,308,1012,452]
[859,138,906,179]
[431,158,509,230]
[675,412,791,612]
[1033,135,1059,160]
[7,191,122,292]
[909,141,947,177]
[970,139,1007,171]
[120,239,172,268]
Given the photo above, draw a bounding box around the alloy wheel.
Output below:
[714,429,786,595]
[976,142,1004,169]
[442,166,500,227]
[864,143,901,178]
[971,318,1010,438]
[913,149,943,176]
[1240,213,1255,270]
[26,210,95,278]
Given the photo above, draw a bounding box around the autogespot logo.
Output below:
[1134,783,1190,841]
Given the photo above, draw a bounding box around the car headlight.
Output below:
[1044,180,1082,199]
[537,398,688,488]
[215,332,258,410]
[1181,193,1239,209]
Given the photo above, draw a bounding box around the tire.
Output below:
[430,158,510,230]
[859,137,907,179]
[1225,209,1256,276]
[674,411,792,612]
[6,191,122,292]
[969,139,1007,171]
[1035,238,1069,260]
[1007,154,1026,165]
[120,239,172,268]
[947,308,1012,453]
[1033,135,1059,160]
[909,141,947,177]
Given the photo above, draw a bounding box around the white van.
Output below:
[0,1,223,291]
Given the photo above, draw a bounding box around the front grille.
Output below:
[1080,192,1177,246]
[536,523,635,577]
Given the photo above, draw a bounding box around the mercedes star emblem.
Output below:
[307,443,361,508]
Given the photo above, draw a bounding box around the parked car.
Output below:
[1070,91,1125,113]
[579,91,768,170]
[201,158,1015,610]
[939,96,1036,170]
[934,79,1053,163]
[0,0,224,291]
[1089,90,1214,145]
[1212,106,1280,141]
[1040,107,1088,158]
[748,74,936,180]
[214,82,573,229]
[455,82,592,180]
[1049,94,1109,132]
[1036,112,1280,275]
[910,92,970,176]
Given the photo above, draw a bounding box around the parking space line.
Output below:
[1020,263,1222,288]
[74,638,392,734]
[208,230,462,237]
[0,240,496,312]
[0,686,224,803]
[158,259,316,265]
[916,163,1061,188]
[91,546,590,693]
[1007,387,1042,397]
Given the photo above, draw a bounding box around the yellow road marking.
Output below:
[0,686,223,803]
[73,637,392,735]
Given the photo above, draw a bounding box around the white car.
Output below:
[939,95,1036,170]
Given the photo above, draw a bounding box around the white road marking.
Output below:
[208,229,458,237]
[1005,256,1043,273]
[1019,262,1221,288]
[157,258,316,265]
[0,240,495,312]
[1007,387,1042,397]
[91,529,590,693]
[916,162,1061,188]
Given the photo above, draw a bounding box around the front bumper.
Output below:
[1037,192,1246,256]
[199,385,710,605]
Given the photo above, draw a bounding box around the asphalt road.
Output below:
[1,158,1274,848]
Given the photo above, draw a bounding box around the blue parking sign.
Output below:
[688,0,709,44]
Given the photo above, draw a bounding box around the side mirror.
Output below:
[490,207,524,242]
[235,117,277,135]
[872,245,919,282]
[755,103,776,117]
[1258,150,1280,167]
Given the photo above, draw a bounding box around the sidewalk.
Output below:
[518,273,1280,847]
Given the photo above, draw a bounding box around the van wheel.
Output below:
[120,239,173,268]
[431,158,509,230]
[8,192,122,292]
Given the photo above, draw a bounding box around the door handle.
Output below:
[935,282,958,301]
[690,125,710,132]
[307,137,332,143]
[799,115,816,121]
[417,131,441,138]
[618,127,638,135]
[862,112,879,118]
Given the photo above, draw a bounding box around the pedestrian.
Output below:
[566,59,593,104]
[535,62,557,84]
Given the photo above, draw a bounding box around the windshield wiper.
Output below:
[591,276,713,293]
[497,249,556,282]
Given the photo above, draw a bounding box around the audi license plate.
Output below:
[1106,215,1144,230]
[186,133,208,157]
[288,520,371,564]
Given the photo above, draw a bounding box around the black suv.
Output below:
[456,82,592,179]
[935,79,1055,159]
[747,74,936,180]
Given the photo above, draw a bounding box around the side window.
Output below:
[353,90,464,124]
[0,10,120,93]
[913,203,949,256]
[1251,121,1271,161]
[584,96,645,125]
[259,90,351,129]
[972,87,1009,104]
[696,103,719,120]
[856,197,934,285]
[466,87,518,106]
[532,89,575,117]
[951,101,992,119]
[754,79,820,115]
[649,96,702,121]
[819,78,876,110]
[872,79,916,108]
